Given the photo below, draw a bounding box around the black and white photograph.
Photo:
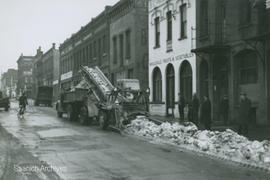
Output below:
[0,0,270,179]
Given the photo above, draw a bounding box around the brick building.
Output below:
[33,44,60,102]
[17,54,34,98]
[1,69,18,98]
[192,0,270,125]
[109,0,149,88]
[59,6,111,91]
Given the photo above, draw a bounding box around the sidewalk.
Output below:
[149,115,270,141]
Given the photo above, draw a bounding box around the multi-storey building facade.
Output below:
[17,54,34,98]
[1,69,18,98]
[59,6,111,91]
[33,47,43,99]
[109,0,149,88]
[33,44,60,101]
[148,0,196,117]
[192,0,270,125]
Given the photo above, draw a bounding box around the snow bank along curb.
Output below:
[124,117,270,173]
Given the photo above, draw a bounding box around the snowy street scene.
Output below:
[1,0,270,179]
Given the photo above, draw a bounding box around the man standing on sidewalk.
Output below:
[219,95,229,125]
[201,96,211,130]
[191,93,199,126]
[238,92,251,136]
[178,93,186,122]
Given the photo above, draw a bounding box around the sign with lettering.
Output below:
[60,71,73,81]
[53,80,59,85]
[149,53,195,66]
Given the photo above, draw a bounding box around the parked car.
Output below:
[0,91,10,111]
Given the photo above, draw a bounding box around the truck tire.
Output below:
[67,105,74,121]
[5,106,9,111]
[98,110,108,130]
[57,112,63,118]
[79,106,89,125]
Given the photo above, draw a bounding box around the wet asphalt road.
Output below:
[0,101,270,180]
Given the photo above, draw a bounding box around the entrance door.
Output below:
[180,61,193,104]
[213,57,229,121]
[200,61,209,99]
[166,64,175,116]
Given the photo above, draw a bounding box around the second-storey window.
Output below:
[180,4,187,39]
[125,30,131,59]
[113,37,117,64]
[200,0,209,37]
[154,17,160,47]
[167,11,172,41]
[119,34,124,66]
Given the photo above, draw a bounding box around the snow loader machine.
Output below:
[56,65,148,131]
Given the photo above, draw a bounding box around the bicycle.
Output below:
[18,105,26,119]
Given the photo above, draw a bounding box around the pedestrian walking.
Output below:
[219,95,229,125]
[191,93,199,126]
[238,92,251,136]
[178,93,186,122]
[200,96,211,130]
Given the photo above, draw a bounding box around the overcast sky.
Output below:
[0,0,118,74]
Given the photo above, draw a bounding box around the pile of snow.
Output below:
[125,117,270,167]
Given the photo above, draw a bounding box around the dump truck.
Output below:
[56,66,148,130]
[0,91,10,111]
[35,86,53,107]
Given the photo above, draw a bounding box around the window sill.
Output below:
[150,102,165,105]
[178,36,187,41]
[199,34,209,41]
[153,45,160,49]
[166,49,173,53]
[238,23,252,30]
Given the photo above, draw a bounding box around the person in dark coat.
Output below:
[178,93,186,122]
[238,92,251,136]
[145,88,150,112]
[191,93,199,126]
[201,96,211,130]
[219,95,229,125]
[187,103,192,122]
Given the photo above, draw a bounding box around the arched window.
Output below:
[180,61,193,103]
[152,67,162,102]
[166,64,175,108]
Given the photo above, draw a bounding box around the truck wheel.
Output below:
[67,105,74,121]
[79,106,89,125]
[5,107,9,111]
[98,110,108,130]
[57,112,63,118]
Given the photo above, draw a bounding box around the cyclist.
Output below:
[18,92,28,117]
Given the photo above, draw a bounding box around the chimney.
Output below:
[52,43,56,49]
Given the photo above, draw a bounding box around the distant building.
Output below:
[148,0,197,117]
[109,0,149,88]
[17,54,34,98]
[1,69,18,98]
[59,0,149,91]
[192,0,270,125]
[33,44,60,102]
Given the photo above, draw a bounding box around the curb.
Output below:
[123,131,270,174]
